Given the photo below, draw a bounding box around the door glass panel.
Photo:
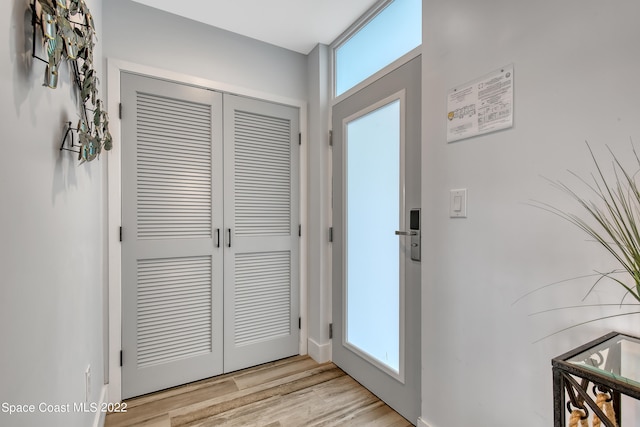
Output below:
[334,0,422,96]
[345,99,400,373]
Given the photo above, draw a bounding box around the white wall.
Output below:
[0,1,106,427]
[421,1,640,426]
[103,0,307,102]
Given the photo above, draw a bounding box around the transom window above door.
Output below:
[332,0,422,98]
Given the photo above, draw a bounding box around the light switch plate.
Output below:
[450,189,467,218]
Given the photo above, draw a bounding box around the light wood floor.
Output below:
[105,355,412,427]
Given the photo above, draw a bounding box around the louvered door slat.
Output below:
[234,251,291,346]
[137,145,212,160]
[137,93,212,115]
[137,135,211,149]
[138,194,211,201]
[234,109,291,237]
[136,153,211,168]
[138,125,211,141]
[138,315,211,332]
[136,144,211,159]
[137,310,211,328]
[138,126,211,142]
[136,91,213,240]
[136,256,213,368]
[138,190,212,197]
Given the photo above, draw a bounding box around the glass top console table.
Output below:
[552,331,640,426]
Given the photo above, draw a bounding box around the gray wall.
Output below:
[1,1,106,426]
[103,0,307,101]
[421,1,640,425]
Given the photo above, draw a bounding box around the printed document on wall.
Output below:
[446,65,513,143]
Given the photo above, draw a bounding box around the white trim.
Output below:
[106,59,122,404]
[92,385,108,427]
[340,90,407,384]
[331,0,393,50]
[299,109,309,363]
[106,58,308,403]
[417,417,433,427]
[308,337,332,364]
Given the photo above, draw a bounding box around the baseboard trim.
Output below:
[307,337,331,363]
[93,385,108,427]
[417,417,432,427]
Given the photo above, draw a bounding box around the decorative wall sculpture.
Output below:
[32,0,112,163]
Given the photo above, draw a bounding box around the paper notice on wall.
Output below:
[446,65,513,143]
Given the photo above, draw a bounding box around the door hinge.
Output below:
[298,317,301,329]
[329,323,333,339]
[119,226,122,242]
[329,227,333,243]
[119,103,122,119]
[298,224,302,237]
[298,132,302,146]
[329,130,333,146]
[120,350,123,367]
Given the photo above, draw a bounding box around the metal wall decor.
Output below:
[31,0,112,163]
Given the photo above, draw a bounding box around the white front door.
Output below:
[332,56,421,423]
[121,73,300,399]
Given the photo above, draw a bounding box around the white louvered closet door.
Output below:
[121,73,224,399]
[223,94,300,372]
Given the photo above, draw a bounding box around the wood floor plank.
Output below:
[341,401,412,427]
[300,378,383,426]
[168,362,341,421]
[193,392,319,427]
[125,376,235,410]
[274,381,377,427]
[172,365,345,426]
[122,414,171,427]
[106,379,238,427]
[233,356,320,390]
[105,356,412,427]
[125,356,310,410]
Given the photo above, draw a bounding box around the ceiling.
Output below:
[131,0,380,54]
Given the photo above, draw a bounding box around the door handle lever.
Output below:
[395,230,417,236]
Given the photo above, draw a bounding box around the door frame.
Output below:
[330,55,422,423]
[106,58,308,403]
